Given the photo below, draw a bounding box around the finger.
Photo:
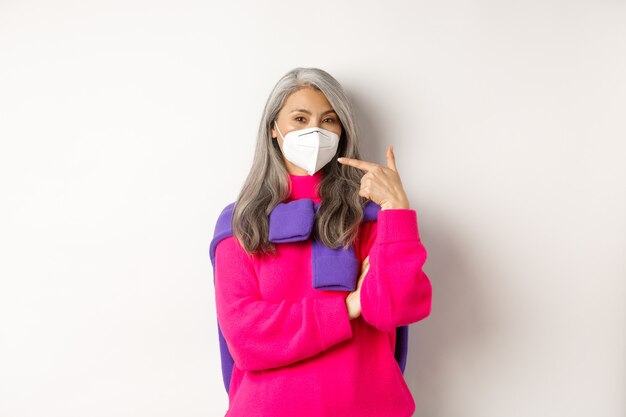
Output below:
[358,263,369,283]
[386,145,397,172]
[337,156,380,172]
[359,179,372,200]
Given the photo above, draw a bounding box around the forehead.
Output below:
[283,87,334,112]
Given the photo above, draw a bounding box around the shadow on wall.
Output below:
[350,91,493,417]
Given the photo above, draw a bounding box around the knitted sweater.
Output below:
[213,170,432,417]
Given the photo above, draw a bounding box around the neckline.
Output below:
[287,170,324,201]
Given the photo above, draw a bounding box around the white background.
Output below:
[1,1,624,416]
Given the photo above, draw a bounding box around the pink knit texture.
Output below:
[214,170,432,417]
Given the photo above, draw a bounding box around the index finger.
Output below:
[337,157,379,172]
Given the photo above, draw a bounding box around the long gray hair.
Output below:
[232,67,368,256]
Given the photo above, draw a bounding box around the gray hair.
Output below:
[232,67,368,256]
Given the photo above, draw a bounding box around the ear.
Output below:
[270,121,277,139]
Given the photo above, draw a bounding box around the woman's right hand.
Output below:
[346,255,370,320]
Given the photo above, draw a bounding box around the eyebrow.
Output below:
[289,108,337,115]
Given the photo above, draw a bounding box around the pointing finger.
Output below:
[337,156,379,172]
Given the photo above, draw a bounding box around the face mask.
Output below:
[274,121,340,176]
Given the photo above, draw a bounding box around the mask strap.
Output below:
[274,120,284,140]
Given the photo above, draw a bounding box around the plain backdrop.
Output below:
[1,1,624,416]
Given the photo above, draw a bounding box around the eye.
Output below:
[294,116,306,122]
[323,117,336,123]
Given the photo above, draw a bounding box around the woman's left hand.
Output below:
[337,145,411,210]
[345,255,370,320]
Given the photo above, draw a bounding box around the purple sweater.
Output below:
[213,170,432,416]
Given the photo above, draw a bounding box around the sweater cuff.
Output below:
[377,208,420,243]
[313,296,353,350]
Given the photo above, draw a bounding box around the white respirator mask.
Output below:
[274,120,340,176]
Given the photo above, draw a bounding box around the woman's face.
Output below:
[271,86,343,175]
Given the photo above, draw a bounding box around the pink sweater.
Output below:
[214,170,432,417]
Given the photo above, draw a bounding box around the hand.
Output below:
[345,255,370,320]
[337,145,410,210]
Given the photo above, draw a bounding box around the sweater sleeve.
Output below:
[358,208,433,333]
[214,235,354,372]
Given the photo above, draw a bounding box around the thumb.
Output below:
[386,145,398,172]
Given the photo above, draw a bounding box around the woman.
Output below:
[210,67,432,416]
